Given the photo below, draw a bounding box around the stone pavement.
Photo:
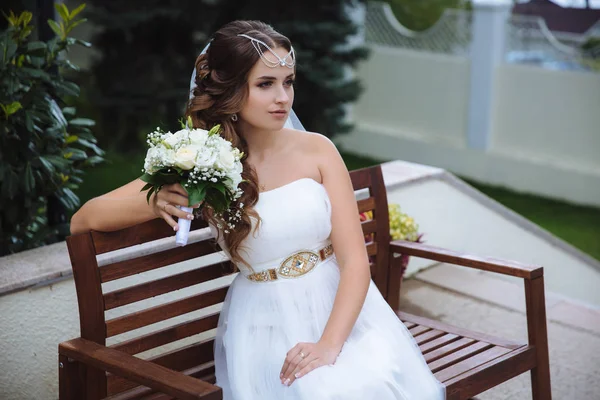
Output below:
[399,268,600,399]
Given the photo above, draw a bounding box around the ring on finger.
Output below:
[299,351,306,359]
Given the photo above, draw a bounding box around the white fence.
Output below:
[341,2,600,206]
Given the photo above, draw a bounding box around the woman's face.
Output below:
[238,46,295,131]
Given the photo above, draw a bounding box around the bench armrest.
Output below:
[59,338,222,400]
[389,240,543,279]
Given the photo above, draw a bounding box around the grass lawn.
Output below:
[73,151,600,262]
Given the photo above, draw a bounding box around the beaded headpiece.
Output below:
[237,33,295,69]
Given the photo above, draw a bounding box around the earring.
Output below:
[231,114,238,122]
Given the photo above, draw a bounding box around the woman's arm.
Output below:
[70,179,196,235]
[279,134,371,386]
[316,136,371,349]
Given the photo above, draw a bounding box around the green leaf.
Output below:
[54,81,80,97]
[76,139,104,155]
[140,172,159,184]
[24,163,35,192]
[70,4,86,19]
[2,41,18,63]
[25,41,47,55]
[55,3,69,22]
[47,19,62,37]
[66,18,87,34]
[58,58,80,71]
[212,182,226,195]
[2,101,22,118]
[208,124,221,136]
[145,187,154,204]
[85,156,104,166]
[19,67,51,80]
[62,107,76,116]
[187,185,207,206]
[46,154,70,169]
[68,118,95,127]
[75,38,91,48]
[65,135,78,144]
[58,187,80,210]
[38,157,55,175]
[63,147,87,160]
[48,99,68,129]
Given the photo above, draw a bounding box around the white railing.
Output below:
[365,2,599,73]
[364,2,472,56]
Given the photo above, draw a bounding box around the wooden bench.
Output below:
[58,164,552,399]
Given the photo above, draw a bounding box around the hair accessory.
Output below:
[237,33,295,69]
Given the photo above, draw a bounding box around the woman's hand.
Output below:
[152,183,201,231]
[279,341,343,387]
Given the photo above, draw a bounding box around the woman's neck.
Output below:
[238,123,289,163]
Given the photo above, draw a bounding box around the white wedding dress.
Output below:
[210,178,445,400]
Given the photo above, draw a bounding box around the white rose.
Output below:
[174,128,190,142]
[189,129,208,146]
[195,148,218,169]
[162,132,179,149]
[217,149,236,171]
[174,146,198,170]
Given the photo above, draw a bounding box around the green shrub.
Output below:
[0,4,104,255]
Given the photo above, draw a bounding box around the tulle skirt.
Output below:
[214,256,446,400]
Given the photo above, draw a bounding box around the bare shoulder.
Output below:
[285,129,346,183]
[285,128,338,158]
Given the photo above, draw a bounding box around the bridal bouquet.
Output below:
[140,120,244,246]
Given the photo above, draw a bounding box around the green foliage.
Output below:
[83,0,369,153]
[382,0,470,31]
[0,4,104,255]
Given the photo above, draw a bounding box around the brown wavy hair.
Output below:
[186,20,293,268]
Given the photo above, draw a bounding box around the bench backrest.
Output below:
[66,164,392,396]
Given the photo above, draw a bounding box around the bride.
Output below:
[70,20,445,400]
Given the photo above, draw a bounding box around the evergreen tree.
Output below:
[83,0,220,152]
[84,0,368,152]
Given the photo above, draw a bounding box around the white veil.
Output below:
[189,42,306,131]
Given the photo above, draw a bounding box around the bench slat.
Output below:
[424,337,477,364]
[429,342,492,372]
[415,329,446,345]
[409,325,432,336]
[357,197,376,213]
[92,219,207,255]
[100,241,222,283]
[110,313,220,355]
[420,334,460,354]
[104,263,228,310]
[397,311,524,349]
[107,287,229,337]
[435,345,513,383]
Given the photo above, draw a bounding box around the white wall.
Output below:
[340,46,600,206]
[354,46,470,148]
[493,64,600,172]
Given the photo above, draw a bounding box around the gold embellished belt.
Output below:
[246,243,334,283]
